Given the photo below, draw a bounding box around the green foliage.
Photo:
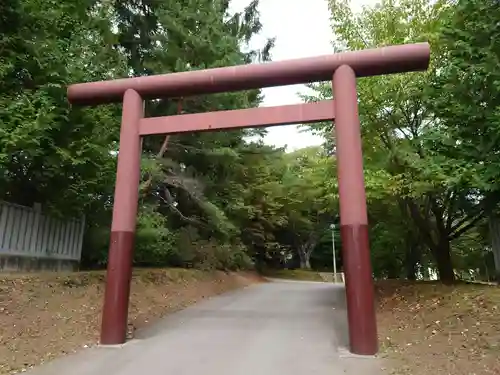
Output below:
[295,0,500,282]
[2,0,500,283]
[0,0,125,217]
[134,206,178,266]
[172,226,253,271]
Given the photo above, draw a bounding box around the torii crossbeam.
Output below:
[67,42,430,355]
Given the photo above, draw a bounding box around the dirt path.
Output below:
[0,269,263,375]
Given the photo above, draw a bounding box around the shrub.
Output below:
[174,226,253,270]
[134,206,177,266]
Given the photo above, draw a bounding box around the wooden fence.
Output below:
[0,201,85,261]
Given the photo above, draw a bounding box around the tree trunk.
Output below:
[387,266,400,279]
[433,238,455,284]
[488,214,500,284]
[422,265,430,280]
[298,248,312,269]
[300,258,311,269]
[405,243,419,281]
[297,235,318,270]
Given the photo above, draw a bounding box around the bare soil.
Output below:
[376,280,500,375]
[0,268,263,375]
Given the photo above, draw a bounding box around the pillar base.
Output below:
[340,224,378,355]
[100,230,135,345]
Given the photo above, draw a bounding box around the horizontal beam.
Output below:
[68,43,430,105]
[139,100,335,136]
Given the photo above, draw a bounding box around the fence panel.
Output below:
[0,202,84,261]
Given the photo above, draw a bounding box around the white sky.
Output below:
[229,0,380,151]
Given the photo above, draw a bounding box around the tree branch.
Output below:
[429,194,447,236]
[449,211,485,240]
[449,192,500,239]
[405,198,437,251]
[141,99,182,194]
[423,195,432,221]
[444,190,457,231]
[159,187,208,229]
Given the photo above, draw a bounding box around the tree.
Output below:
[0,0,126,218]
[302,0,498,283]
[0,0,280,271]
[279,147,337,269]
[8,0,498,281]
[427,0,500,282]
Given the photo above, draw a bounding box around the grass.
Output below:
[261,269,324,281]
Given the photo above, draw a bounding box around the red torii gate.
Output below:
[67,42,430,355]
